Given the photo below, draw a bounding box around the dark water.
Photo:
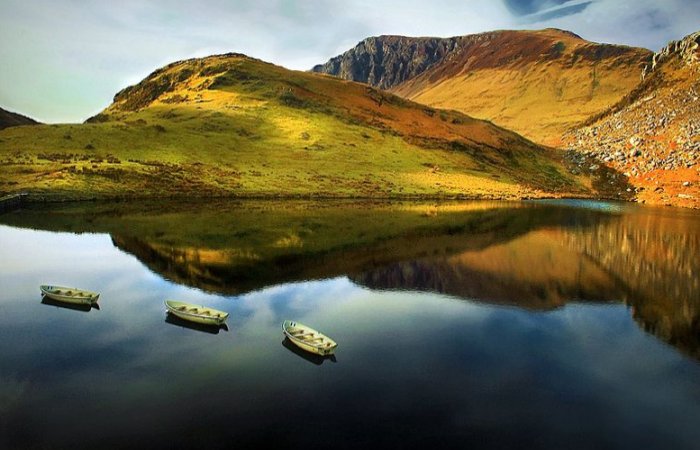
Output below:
[0,200,698,450]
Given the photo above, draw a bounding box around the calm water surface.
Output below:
[0,200,698,449]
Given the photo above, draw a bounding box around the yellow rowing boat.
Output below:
[282,320,337,356]
[40,285,100,305]
[164,300,229,326]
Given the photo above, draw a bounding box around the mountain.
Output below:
[312,29,652,144]
[0,53,592,200]
[566,31,700,208]
[0,107,39,130]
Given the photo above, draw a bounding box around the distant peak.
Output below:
[338,28,588,56]
[0,106,40,130]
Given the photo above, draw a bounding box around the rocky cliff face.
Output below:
[566,30,700,208]
[642,31,700,79]
[311,35,463,90]
[311,30,596,90]
[0,107,39,130]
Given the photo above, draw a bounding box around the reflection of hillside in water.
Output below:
[559,211,700,359]
[106,202,606,296]
[352,208,700,360]
[351,230,627,310]
[2,200,698,359]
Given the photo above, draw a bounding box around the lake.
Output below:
[0,199,698,449]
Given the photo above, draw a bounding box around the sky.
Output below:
[1,0,699,123]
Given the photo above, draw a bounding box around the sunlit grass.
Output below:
[0,54,586,200]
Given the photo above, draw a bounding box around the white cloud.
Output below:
[527,0,700,50]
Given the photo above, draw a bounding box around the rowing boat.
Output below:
[164,300,229,326]
[40,285,100,305]
[282,320,337,356]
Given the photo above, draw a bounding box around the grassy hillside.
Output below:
[390,29,651,144]
[0,53,588,201]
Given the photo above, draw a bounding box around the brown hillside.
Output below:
[566,31,700,208]
[392,29,651,144]
[314,29,651,145]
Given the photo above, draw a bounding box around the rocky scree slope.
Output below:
[566,31,700,208]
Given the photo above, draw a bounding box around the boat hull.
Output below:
[40,285,99,305]
[164,300,228,326]
[282,320,337,356]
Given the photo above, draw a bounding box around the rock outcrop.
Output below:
[642,31,700,79]
[312,35,462,90]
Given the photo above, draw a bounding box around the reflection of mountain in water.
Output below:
[111,235,243,294]
[108,202,598,296]
[2,200,698,359]
[560,211,700,359]
[351,208,700,360]
[351,230,627,310]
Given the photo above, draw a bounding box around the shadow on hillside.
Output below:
[563,151,636,201]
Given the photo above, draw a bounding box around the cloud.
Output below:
[519,1,593,22]
[524,0,700,50]
[503,0,574,16]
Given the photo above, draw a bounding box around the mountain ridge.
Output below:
[313,28,652,144]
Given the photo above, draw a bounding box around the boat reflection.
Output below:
[41,296,100,312]
[282,337,337,365]
[164,312,229,334]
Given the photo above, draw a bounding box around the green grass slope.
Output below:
[0,53,587,200]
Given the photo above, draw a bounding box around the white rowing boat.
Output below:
[40,285,100,305]
[282,320,337,356]
[164,300,229,326]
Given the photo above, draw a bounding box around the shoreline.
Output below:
[1,190,606,204]
[4,188,696,210]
